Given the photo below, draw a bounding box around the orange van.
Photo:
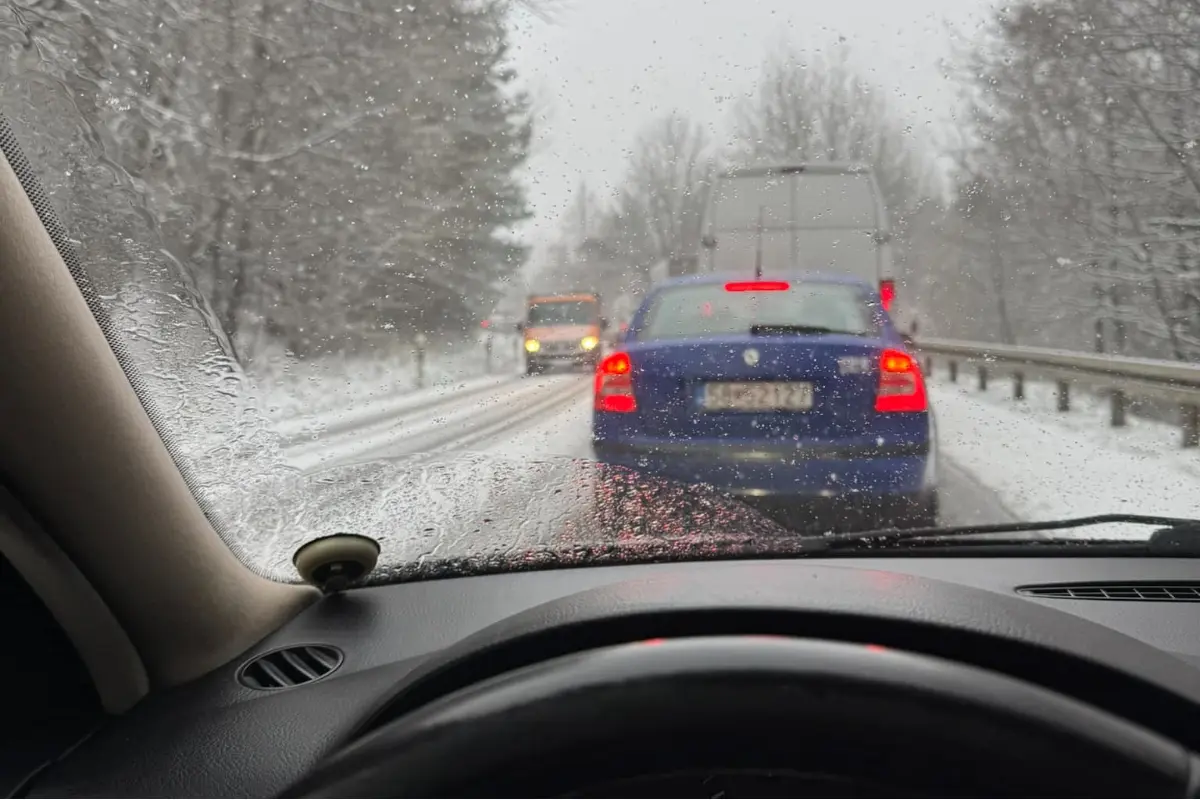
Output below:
[517,293,607,375]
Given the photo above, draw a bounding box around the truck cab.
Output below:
[518,293,606,375]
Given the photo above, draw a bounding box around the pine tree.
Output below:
[397,0,532,336]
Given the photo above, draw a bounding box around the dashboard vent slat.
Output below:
[1017,582,1200,602]
[306,645,340,670]
[281,649,320,681]
[238,644,343,691]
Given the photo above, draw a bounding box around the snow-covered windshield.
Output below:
[2,0,1199,584]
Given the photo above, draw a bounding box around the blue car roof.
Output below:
[653,272,878,291]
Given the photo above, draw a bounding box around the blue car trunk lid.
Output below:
[626,334,883,440]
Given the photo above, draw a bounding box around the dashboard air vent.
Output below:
[238,644,343,690]
[1018,582,1200,602]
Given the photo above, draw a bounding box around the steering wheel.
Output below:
[283,636,1197,797]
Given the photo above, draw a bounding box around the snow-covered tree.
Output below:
[732,43,934,231]
[2,0,532,362]
[534,112,716,296]
[602,113,716,266]
[949,0,1200,358]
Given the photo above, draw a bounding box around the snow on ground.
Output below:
[282,373,583,473]
[929,372,1200,538]
[475,388,593,461]
[250,334,521,425]
[273,372,518,452]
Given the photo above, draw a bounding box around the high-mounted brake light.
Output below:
[875,347,927,413]
[725,280,790,293]
[880,279,896,312]
[595,352,636,413]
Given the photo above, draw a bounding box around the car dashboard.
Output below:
[27,555,1200,797]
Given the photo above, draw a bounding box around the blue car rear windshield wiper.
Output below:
[810,514,1200,552]
[749,324,861,336]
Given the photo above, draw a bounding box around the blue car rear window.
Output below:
[638,283,876,341]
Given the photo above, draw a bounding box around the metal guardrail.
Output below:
[915,337,1200,449]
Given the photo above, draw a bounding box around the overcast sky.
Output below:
[507,0,997,260]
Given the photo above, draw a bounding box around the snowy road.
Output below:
[282,373,592,473]
[278,370,1015,528]
[228,361,1200,580]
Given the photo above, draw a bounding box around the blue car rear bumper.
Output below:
[591,437,936,499]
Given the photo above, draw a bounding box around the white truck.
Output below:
[700,161,897,311]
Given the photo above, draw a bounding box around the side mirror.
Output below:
[600,317,610,331]
[515,322,524,333]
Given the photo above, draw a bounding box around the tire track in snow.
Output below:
[285,373,589,473]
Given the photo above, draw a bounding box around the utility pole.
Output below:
[579,179,588,239]
[1105,101,1125,354]
[754,205,765,279]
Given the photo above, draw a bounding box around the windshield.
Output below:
[638,283,875,340]
[528,301,598,326]
[3,0,1200,585]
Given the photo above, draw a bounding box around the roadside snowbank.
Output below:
[929,377,1200,538]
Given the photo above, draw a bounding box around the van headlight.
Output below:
[524,339,541,353]
[580,336,599,351]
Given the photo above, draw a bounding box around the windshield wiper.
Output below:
[749,324,862,337]
[804,514,1200,553]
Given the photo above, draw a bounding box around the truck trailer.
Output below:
[700,161,897,311]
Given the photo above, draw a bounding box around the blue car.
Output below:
[591,273,938,531]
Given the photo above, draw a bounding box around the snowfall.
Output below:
[149,332,1200,579]
[268,339,1200,529]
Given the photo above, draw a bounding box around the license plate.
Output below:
[700,382,814,412]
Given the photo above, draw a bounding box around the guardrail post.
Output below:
[1183,404,1200,448]
[1013,371,1025,401]
[414,333,427,389]
[977,365,988,391]
[1111,389,1127,428]
[1056,380,1070,412]
[923,356,932,374]
[484,334,493,375]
